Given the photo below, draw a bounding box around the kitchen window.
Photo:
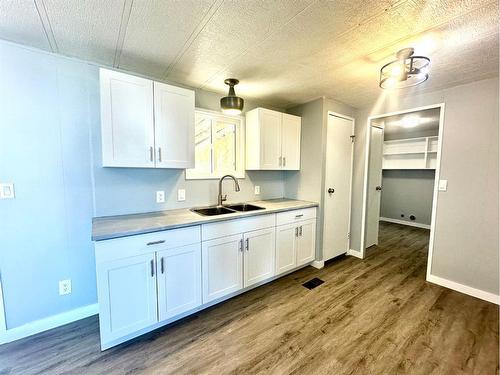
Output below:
[186,109,245,179]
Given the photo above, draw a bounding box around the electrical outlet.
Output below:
[0,183,15,199]
[438,179,448,191]
[254,185,261,195]
[177,189,186,201]
[156,191,165,203]
[59,279,72,296]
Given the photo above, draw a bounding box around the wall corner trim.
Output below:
[347,249,363,259]
[0,303,98,345]
[311,260,325,269]
[427,274,500,305]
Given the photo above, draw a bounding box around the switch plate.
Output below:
[254,185,260,195]
[59,279,72,296]
[156,191,165,203]
[438,180,448,191]
[0,183,15,199]
[177,189,186,201]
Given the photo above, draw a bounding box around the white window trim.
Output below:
[185,108,245,180]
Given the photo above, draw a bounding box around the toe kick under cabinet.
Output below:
[94,207,316,350]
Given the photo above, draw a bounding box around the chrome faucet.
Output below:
[218,174,240,206]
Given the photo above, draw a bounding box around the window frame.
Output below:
[185,108,245,180]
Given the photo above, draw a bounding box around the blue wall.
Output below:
[0,41,285,329]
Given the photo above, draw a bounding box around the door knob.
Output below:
[328,188,335,194]
[375,186,382,191]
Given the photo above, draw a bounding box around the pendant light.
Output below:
[220,78,244,115]
[379,48,430,89]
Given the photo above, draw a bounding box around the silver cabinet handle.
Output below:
[299,226,303,236]
[283,157,286,166]
[147,240,165,246]
[295,227,299,237]
[158,147,162,163]
[278,156,282,166]
[295,214,303,218]
[239,239,243,252]
[149,146,154,162]
[160,257,165,274]
[150,259,155,277]
[245,238,249,251]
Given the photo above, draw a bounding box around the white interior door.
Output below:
[366,126,384,248]
[0,277,6,333]
[281,114,301,170]
[323,115,354,260]
[260,109,282,169]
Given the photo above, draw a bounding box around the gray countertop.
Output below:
[92,198,318,241]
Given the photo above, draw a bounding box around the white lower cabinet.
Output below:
[157,244,202,321]
[276,223,298,275]
[296,219,316,266]
[97,253,158,343]
[202,234,243,303]
[244,228,276,287]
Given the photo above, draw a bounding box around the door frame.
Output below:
[0,277,6,334]
[324,111,355,258]
[360,103,445,270]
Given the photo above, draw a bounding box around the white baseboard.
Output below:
[380,217,430,229]
[427,274,499,305]
[311,260,324,269]
[347,249,363,259]
[0,303,98,345]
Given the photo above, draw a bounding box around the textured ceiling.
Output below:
[0,0,498,109]
[375,108,440,136]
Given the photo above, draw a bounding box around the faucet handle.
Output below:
[221,194,227,202]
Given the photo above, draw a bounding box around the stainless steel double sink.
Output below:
[191,203,264,216]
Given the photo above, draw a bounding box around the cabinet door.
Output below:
[157,244,202,321]
[153,82,195,169]
[243,228,275,287]
[100,68,155,168]
[296,219,316,266]
[281,114,301,170]
[202,234,243,303]
[275,223,298,275]
[97,253,157,343]
[259,109,282,169]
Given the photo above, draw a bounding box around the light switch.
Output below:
[156,191,165,203]
[438,179,448,192]
[254,186,261,195]
[0,183,15,199]
[177,189,186,201]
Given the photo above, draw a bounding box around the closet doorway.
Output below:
[361,104,445,270]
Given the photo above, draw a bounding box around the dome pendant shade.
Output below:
[221,78,244,115]
[380,48,430,89]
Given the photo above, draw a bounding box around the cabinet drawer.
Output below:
[276,207,316,226]
[202,214,275,241]
[95,226,201,263]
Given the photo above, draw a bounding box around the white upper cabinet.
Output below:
[153,82,195,169]
[245,108,301,170]
[100,68,194,169]
[100,69,155,168]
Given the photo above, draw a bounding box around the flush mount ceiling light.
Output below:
[379,48,430,89]
[220,78,244,115]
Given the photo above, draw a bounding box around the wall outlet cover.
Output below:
[438,179,448,191]
[0,183,15,199]
[156,191,165,203]
[177,189,186,201]
[254,185,261,195]
[59,279,72,296]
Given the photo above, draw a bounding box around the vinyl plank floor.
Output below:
[0,222,498,374]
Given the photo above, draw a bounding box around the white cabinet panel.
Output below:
[281,114,301,170]
[157,244,201,321]
[297,219,316,266]
[153,82,195,169]
[260,109,282,169]
[275,223,297,275]
[97,253,157,343]
[100,68,155,168]
[243,228,275,287]
[202,234,243,303]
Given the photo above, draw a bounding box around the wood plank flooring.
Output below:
[1,222,498,374]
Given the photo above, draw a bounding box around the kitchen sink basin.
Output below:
[226,203,265,212]
[191,206,236,216]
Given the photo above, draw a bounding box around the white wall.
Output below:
[351,78,499,297]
